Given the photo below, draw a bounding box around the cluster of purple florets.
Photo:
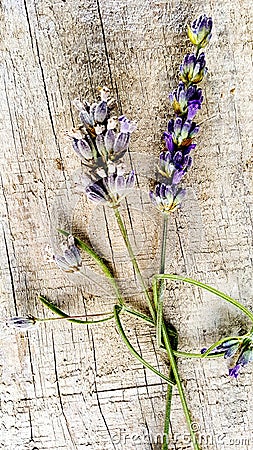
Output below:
[67,87,136,207]
[150,15,212,214]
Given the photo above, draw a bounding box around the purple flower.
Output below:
[229,364,241,379]
[169,82,203,120]
[86,170,135,206]
[6,316,37,330]
[202,335,253,379]
[229,344,253,379]
[167,118,199,146]
[66,130,94,162]
[188,15,213,48]
[113,116,137,156]
[53,235,82,273]
[158,150,192,181]
[180,53,207,84]
[150,183,186,213]
[201,339,240,359]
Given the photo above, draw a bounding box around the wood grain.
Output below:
[0,0,252,449]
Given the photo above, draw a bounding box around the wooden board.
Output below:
[0,0,252,449]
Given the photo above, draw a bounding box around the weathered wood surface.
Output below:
[0,0,252,449]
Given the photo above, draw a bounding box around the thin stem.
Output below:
[153,278,200,450]
[162,382,173,450]
[153,274,253,322]
[115,208,199,448]
[123,306,176,338]
[157,214,168,347]
[113,208,156,322]
[113,305,175,386]
[158,215,174,450]
[174,350,224,359]
[39,295,113,324]
[58,229,124,306]
[161,322,200,450]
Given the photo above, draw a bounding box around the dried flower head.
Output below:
[53,235,82,273]
[6,316,37,330]
[86,170,135,207]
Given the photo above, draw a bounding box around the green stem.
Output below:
[157,214,168,347]
[158,215,174,450]
[153,277,200,450]
[115,208,199,449]
[162,381,173,449]
[153,274,253,322]
[113,208,156,322]
[58,229,124,306]
[174,350,224,359]
[39,295,113,324]
[114,305,175,386]
[162,322,200,450]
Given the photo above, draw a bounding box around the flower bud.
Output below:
[187,15,212,49]
[6,316,37,330]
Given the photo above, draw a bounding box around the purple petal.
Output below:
[172,170,184,185]
[94,101,107,123]
[187,103,200,121]
[126,170,135,189]
[115,175,126,194]
[105,129,116,152]
[53,255,73,272]
[86,192,107,203]
[229,364,241,379]
[114,133,130,153]
[164,133,174,152]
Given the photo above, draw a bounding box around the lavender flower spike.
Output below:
[187,15,213,49]
[229,340,253,379]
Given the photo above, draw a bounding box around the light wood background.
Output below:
[0,1,252,449]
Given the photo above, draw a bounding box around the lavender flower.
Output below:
[169,82,203,120]
[187,15,213,49]
[229,338,253,379]
[202,335,253,379]
[86,169,135,206]
[180,53,207,84]
[94,116,137,161]
[6,316,37,330]
[53,235,82,273]
[149,183,186,214]
[66,129,94,162]
[150,16,212,214]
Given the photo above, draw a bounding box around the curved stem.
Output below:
[58,229,124,306]
[39,295,113,324]
[157,214,168,347]
[152,274,253,322]
[113,209,156,322]
[114,306,175,386]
